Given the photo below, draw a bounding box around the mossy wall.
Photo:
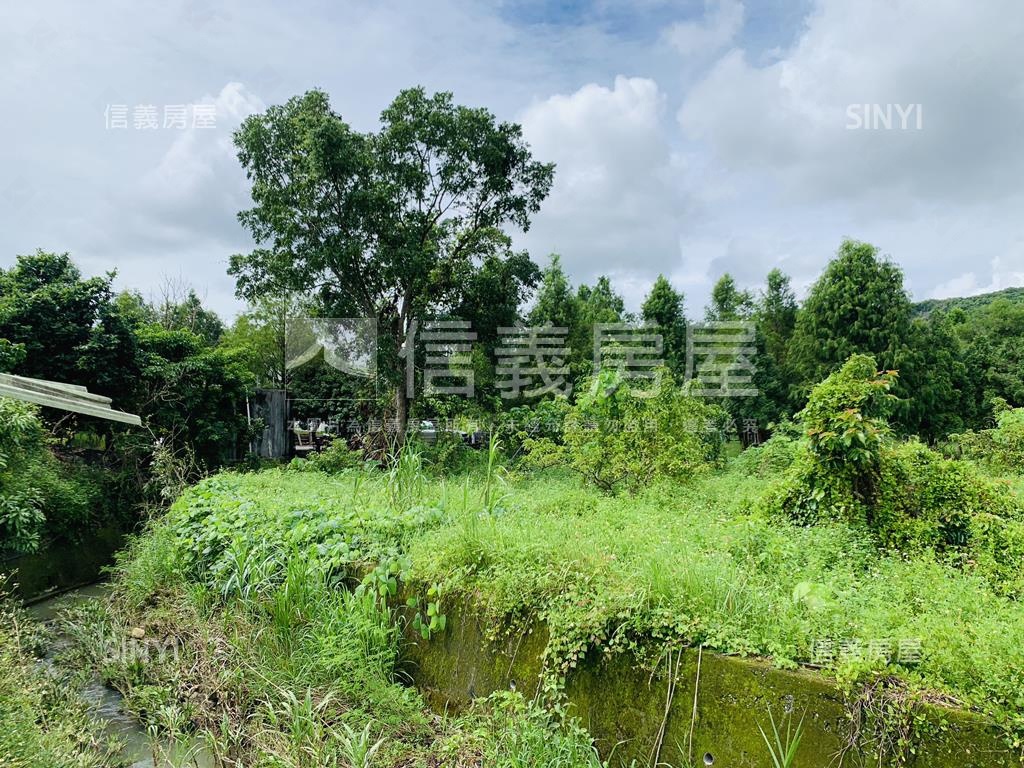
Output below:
[398,595,1018,768]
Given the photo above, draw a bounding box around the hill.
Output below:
[913,285,1024,317]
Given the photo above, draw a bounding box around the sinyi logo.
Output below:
[845,103,923,130]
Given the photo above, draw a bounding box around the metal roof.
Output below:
[0,373,142,426]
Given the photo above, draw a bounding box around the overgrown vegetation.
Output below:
[523,368,724,493]
[80,390,1024,763]
[0,398,116,552]
[0,598,119,767]
[5,82,1024,766]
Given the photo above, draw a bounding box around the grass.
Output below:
[0,599,121,768]
[54,451,1024,764]
[130,462,1024,725]
[65,505,609,767]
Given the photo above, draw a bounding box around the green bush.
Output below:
[524,368,725,493]
[292,439,368,474]
[731,433,799,476]
[0,397,119,552]
[0,398,48,551]
[760,357,1024,596]
[946,398,1024,471]
[874,440,1020,551]
[758,355,895,527]
[495,398,571,459]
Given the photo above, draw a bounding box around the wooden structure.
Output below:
[0,374,142,426]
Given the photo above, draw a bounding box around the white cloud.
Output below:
[929,254,1024,300]
[665,0,744,59]
[518,76,689,290]
[678,0,1024,206]
[3,0,1024,322]
[141,82,264,214]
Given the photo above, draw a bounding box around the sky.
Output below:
[2,0,1023,319]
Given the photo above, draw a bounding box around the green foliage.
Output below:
[141,466,1024,731]
[730,432,799,477]
[132,324,254,470]
[0,600,119,767]
[874,440,1021,554]
[800,355,896,474]
[0,250,253,527]
[292,439,367,474]
[0,338,25,371]
[761,356,1024,600]
[0,398,113,552]
[0,398,46,551]
[705,272,754,322]
[641,274,687,375]
[758,707,805,768]
[913,285,1024,317]
[230,86,554,433]
[789,240,911,401]
[751,268,799,426]
[760,355,897,528]
[442,690,603,767]
[0,250,140,407]
[495,397,570,459]
[525,369,724,493]
[949,399,1024,471]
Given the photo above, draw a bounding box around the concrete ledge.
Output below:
[398,594,1018,767]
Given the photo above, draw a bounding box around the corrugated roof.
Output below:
[0,374,142,426]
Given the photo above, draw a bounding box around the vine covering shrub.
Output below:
[524,368,725,493]
[760,356,1024,593]
[946,398,1024,472]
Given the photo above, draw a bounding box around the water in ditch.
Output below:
[26,584,212,768]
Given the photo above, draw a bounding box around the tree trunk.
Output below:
[394,381,409,445]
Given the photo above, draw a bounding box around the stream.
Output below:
[26,584,213,768]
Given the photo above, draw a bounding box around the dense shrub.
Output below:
[494,398,571,459]
[759,355,896,527]
[524,369,725,493]
[289,439,370,474]
[0,398,47,551]
[0,397,116,552]
[946,398,1024,471]
[730,432,799,476]
[874,440,1020,551]
[760,356,1024,594]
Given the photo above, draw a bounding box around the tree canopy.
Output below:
[229,87,555,434]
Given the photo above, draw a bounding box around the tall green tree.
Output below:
[641,275,687,375]
[789,240,911,397]
[153,287,225,345]
[528,254,588,379]
[899,311,974,441]
[229,88,555,436]
[758,268,797,364]
[453,249,540,406]
[705,273,753,322]
[751,268,798,424]
[528,255,578,330]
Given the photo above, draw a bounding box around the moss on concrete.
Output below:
[400,592,1019,767]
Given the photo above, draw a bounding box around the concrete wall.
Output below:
[399,595,1018,768]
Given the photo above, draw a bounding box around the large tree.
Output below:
[0,250,139,406]
[229,88,554,436]
[789,240,912,397]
